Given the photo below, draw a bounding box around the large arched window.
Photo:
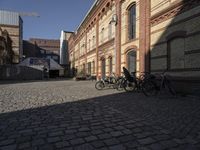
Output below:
[128,4,136,40]
[127,50,136,73]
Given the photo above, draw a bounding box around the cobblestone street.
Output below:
[0,80,200,150]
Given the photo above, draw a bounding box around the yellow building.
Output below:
[68,0,200,93]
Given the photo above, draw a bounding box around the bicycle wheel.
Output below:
[95,81,105,90]
[123,80,136,92]
[166,80,176,96]
[116,78,125,91]
[142,81,158,96]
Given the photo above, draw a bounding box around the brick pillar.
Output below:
[139,0,151,73]
[115,0,122,76]
[96,17,99,79]
[85,31,87,74]
[78,42,80,71]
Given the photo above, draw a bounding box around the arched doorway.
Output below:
[127,50,136,74]
[101,58,106,79]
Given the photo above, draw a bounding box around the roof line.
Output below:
[75,0,99,33]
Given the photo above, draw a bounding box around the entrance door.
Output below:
[127,50,136,74]
[101,59,106,79]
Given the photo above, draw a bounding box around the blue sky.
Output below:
[0,0,94,40]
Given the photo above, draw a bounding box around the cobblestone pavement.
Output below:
[0,80,200,150]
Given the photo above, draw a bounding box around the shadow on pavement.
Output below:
[0,92,200,150]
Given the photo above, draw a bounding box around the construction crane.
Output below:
[19,12,40,17]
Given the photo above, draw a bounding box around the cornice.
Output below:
[151,0,200,27]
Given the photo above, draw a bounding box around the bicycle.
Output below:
[95,73,118,90]
[152,71,176,96]
[121,67,137,92]
[121,67,158,96]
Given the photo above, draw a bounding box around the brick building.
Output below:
[68,0,200,93]
[0,10,23,63]
[0,27,14,65]
[23,38,60,63]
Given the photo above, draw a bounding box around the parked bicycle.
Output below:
[95,73,118,90]
[150,70,176,96]
[119,67,158,96]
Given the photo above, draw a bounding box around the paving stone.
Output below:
[0,139,15,146]
[149,143,165,150]
[18,142,31,149]
[108,144,126,150]
[32,139,45,146]
[1,80,200,149]
[124,141,139,148]
[38,145,54,150]
[76,132,89,138]
[0,144,17,150]
[47,137,61,143]
[160,140,178,148]
[104,138,120,146]
[138,137,156,145]
[91,141,105,148]
[65,129,77,134]
[49,131,64,137]
[118,135,135,142]
[85,136,98,142]
[110,131,123,137]
[74,143,94,150]
[78,127,90,132]
[91,129,103,135]
[137,146,151,150]
[98,133,112,140]
[70,138,85,145]
[55,141,70,148]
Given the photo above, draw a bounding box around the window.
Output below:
[93,36,96,48]
[52,56,58,60]
[40,50,45,54]
[101,58,106,78]
[127,50,136,74]
[46,56,51,59]
[109,57,112,74]
[92,60,95,74]
[83,63,86,74]
[108,23,112,39]
[101,28,104,43]
[128,4,136,40]
[87,62,91,75]
[168,37,185,69]
[88,39,91,51]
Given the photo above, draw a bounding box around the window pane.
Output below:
[127,51,136,73]
[129,4,136,40]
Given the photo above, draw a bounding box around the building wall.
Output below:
[150,0,200,78]
[27,38,60,63]
[0,27,14,65]
[0,10,23,63]
[68,0,200,91]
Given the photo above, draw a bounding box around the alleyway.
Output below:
[0,80,200,150]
